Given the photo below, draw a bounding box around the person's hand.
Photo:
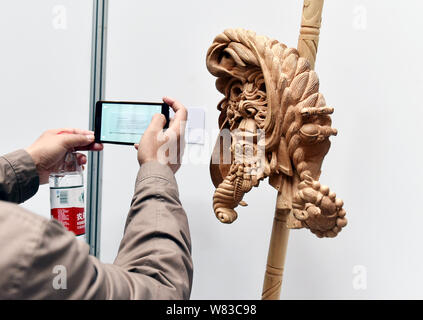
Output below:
[26,128,103,184]
[135,97,187,173]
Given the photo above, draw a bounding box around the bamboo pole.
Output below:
[261,0,324,300]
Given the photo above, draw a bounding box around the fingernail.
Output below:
[87,135,95,141]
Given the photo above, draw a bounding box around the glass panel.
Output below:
[0,0,93,219]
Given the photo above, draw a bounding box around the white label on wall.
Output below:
[170,107,205,145]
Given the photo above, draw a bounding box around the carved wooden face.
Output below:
[223,75,267,132]
[207,29,346,237]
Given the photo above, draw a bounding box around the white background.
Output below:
[0,1,92,218]
[1,0,423,299]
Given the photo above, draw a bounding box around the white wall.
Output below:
[0,0,93,219]
[100,0,423,299]
[2,0,423,300]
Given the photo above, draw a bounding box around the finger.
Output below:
[76,142,104,151]
[163,97,188,122]
[75,152,87,165]
[148,113,166,131]
[61,133,95,150]
[163,98,188,135]
[55,128,95,136]
[169,116,176,128]
[136,114,166,145]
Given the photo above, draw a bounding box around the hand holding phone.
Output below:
[136,97,188,173]
[94,100,170,145]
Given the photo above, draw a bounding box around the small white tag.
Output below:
[170,107,205,145]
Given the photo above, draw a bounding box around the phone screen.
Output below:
[100,102,163,144]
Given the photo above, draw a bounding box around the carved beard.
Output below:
[212,125,267,224]
[212,162,250,224]
[212,74,273,224]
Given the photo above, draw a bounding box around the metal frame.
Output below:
[87,0,108,256]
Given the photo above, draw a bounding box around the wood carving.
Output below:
[207,0,346,300]
[206,29,346,238]
[297,0,324,70]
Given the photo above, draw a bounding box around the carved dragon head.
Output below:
[207,28,347,238]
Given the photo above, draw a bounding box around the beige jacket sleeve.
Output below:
[0,150,193,299]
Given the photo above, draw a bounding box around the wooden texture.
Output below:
[206,28,346,237]
[297,0,324,69]
[206,0,346,300]
[263,0,327,299]
[261,177,292,299]
[262,208,290,299]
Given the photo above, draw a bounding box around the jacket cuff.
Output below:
[1,149,39,203]
[136,161,177,187]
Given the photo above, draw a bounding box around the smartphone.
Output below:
[94,101,170,145]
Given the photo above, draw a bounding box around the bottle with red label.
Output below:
[49,152,86,241]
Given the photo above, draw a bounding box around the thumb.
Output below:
[146,113,166,132]
[61,133,95,149]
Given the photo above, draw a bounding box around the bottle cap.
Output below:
[57,152,82,173]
